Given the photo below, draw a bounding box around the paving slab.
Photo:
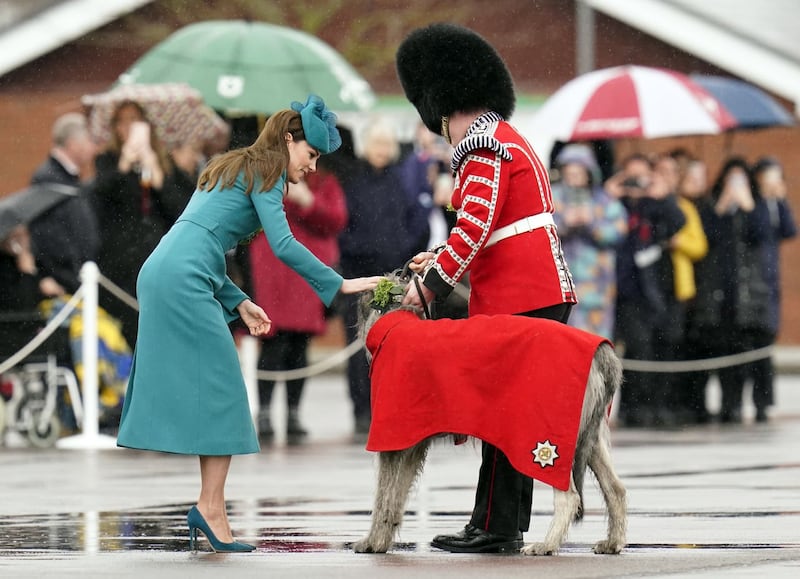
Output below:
[0,372,799,578]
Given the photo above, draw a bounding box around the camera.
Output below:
[621,176,644,189]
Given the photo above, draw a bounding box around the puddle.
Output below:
[1,498,797,555]
[0,499,427,554]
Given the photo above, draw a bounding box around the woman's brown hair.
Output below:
[198,110,304,195]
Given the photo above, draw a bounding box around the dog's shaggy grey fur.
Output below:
[353,272,627,556]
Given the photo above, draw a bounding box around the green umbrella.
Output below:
[116,20,377,115]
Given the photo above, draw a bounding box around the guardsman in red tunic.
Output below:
[397,23,578,553]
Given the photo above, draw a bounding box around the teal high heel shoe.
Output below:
[187,506,256,552]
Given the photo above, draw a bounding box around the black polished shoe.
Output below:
[431,524,522,554]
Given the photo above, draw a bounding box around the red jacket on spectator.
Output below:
[249,170,348,335]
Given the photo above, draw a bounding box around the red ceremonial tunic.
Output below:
[364,310,609,491]
[423,112,577,315]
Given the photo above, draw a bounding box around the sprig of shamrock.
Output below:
[370,278,405,312]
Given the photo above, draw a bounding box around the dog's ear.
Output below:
[358,288,376,321]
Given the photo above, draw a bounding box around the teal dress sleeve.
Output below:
[216,275,249,323]
[251,179,344,306]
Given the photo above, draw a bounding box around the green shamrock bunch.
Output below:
[370,278,405,312]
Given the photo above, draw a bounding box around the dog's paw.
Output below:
[521,542,557,556]
[353,539,375,553]
[353,538,388,554]
[592,539,624,554]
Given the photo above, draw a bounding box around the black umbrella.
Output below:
[0,183,79,240]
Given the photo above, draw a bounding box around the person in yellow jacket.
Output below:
[659,153,711,424]
[670,158,709,302]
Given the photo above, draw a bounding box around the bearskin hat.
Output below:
[396,23,516,135]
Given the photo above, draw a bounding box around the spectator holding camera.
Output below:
[606,154,686,427]
[746,157,796,421]
[91,100,174,346]
[689,157,772,423]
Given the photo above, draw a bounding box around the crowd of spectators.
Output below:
[1,106,796,441]
[565,145,797,427]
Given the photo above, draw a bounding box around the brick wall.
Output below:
[1,0,797,342]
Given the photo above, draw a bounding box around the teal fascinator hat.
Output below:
[290,95,342,154]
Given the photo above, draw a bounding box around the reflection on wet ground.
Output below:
[1,376,800,578]
[0,500,360,554]
[1,495,799,555]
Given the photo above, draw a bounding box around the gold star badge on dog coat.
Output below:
[532,440,559,468]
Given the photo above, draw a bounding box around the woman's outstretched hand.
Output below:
[237,299,272,336]
[340,276,384,294]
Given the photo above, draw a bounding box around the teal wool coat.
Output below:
[116,173,343,455]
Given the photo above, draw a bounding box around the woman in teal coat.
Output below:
[116,95,381,552]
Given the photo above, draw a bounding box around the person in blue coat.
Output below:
[116,95,382,552]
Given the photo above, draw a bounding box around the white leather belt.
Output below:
[485,213,555,248]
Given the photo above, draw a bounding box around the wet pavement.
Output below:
[1,371,799,578]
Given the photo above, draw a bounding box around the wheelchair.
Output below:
[0,311,82,447]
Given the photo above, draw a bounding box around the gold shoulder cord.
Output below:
[440,116,452,145]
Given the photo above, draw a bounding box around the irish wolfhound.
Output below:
[352,272,626,556]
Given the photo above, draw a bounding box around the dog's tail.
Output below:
[571,343,622,522]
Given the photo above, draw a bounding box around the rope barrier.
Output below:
[0,266,783,383]
[255,339,364,382]
[0,259,790,452]
[0,287,84,375]
[620,346,774,373]
[250,338,776,382]
[97,273,139,312]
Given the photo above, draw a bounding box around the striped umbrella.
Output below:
[530,65,737,142]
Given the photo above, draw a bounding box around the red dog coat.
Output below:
[365,310,609,491]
